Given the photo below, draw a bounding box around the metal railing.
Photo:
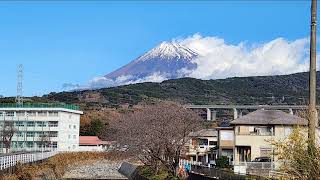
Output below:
[0,103,80,111]
[0,151,58,170]
[190,165,263,180]
[179,159,202,166]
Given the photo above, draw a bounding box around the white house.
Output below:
[0,103,83,153]
[78,136,111,151]
[185,129,218,165]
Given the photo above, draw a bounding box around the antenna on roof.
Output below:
[16,64,23,106]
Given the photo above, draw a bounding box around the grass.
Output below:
[138,166,179,180]
[1,151,129,180]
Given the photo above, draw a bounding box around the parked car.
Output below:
[252,157,271,162]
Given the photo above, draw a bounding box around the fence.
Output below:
[0,151,58,170]
[190,165,264,180]
[179,159,202,167]
[233,162,275,177]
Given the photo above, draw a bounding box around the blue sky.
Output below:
[0,1,313,96]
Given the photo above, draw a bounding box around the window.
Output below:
[238,126,273,136]
[27,132,35,137]
[48,111,58,117]
[38,111,47,117]
[69,125,71,129]
[18,142,24,147]
[284,127,292,137]
[198,139,208,146]
[36,121,46,127]
[73,145,76,149]
[260,147,272,157]
[6,112,14,117]
[26,111,36,117]
[37,131,45,137]
[220,131,234,141]
[49,131,58,137]
[16,111,25,117]
[49,121,58,127]
[16,132,24,137]
[0,112,3,117]
[15,121,24,127]
[27,142,34,148]
[209,141,217,146]
[52,142,57,148]
[27,121,35,127]
[73,125,76,129]
[73,135,76,139]
[253,126,273,136]
[68,135,71,139]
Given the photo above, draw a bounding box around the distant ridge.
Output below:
[35,71,320,109]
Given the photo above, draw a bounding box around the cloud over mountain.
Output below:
[180,34,310,79]
[86,34,312,89]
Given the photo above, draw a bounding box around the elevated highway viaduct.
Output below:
[185,105,320,121]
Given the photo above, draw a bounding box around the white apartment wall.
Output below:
[78,145,105,152]
[0,108,82,152]
[57,112,80,152]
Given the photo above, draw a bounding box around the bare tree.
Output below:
[38,132,51,151]
[0,121,17,153]
[111,101,202,176]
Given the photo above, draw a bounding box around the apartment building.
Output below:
[230,109,307,163]
[0,103,83,153]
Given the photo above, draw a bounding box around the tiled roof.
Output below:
[79,136,107,145]
[189,129,218,137]
[230,109,307,125]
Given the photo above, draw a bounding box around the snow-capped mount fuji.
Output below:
[104,41,198,84]
[136,41,197,61]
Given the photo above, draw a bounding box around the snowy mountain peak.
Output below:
[104,40,198,82]
[136,41,198,62]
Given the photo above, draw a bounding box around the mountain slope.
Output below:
[41,71,320,110]
[104,41,198,82]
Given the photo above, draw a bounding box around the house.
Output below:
[230,109,307,164]
[216,126,234,162]
[78,136,110,151]
[185,129,218,165]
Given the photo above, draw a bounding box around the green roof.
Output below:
[0,103,80,111]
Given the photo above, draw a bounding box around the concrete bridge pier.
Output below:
[206,108,216,121]
[206,108,211,121]
[289,108,293,115]
[233,108,238,119]
[239,110,243,117]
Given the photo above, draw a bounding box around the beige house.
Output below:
[216,127,234,162]
[185,129,218,165]
[230,109,307,164]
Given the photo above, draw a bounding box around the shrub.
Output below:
[216,156,231,169]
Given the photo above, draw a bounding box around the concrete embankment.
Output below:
[63,160,128,179]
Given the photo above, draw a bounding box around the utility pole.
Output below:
[308,0,318,151]
[16,64,24,106]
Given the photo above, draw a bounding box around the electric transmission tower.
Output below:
[16,64,23,106]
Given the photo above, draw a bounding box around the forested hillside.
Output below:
[41,71,318,109]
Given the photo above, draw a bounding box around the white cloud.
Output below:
[179,34,311,79]
[87,72,168,89]
[77,34,315,90]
